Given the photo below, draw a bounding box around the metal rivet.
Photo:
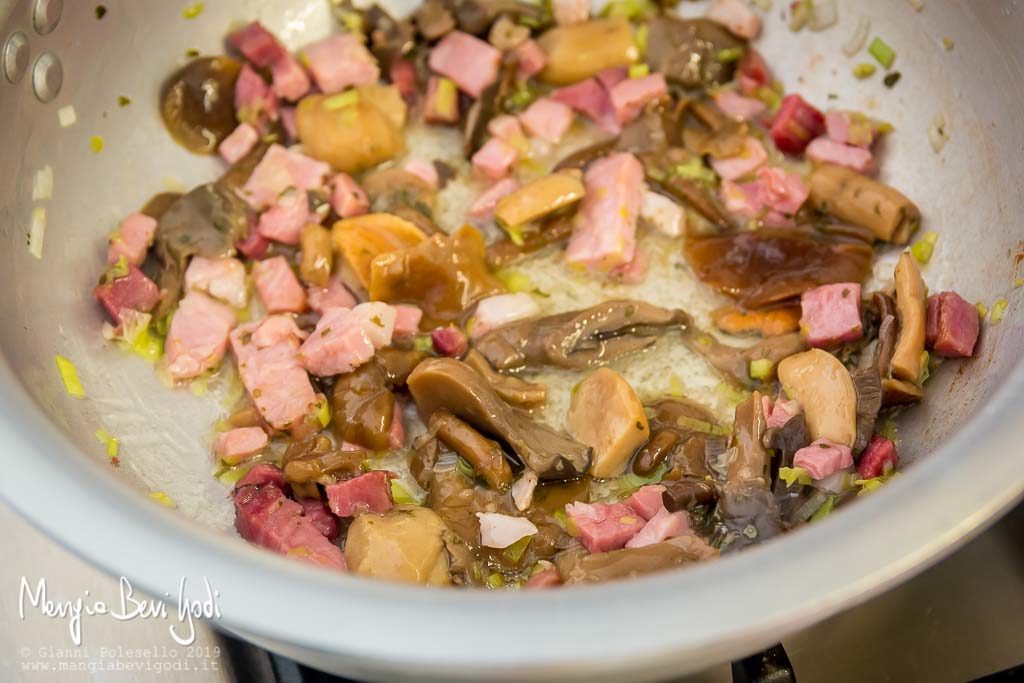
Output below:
[3,31,29,84]
[32,51,62,102]
[33,0,63,35]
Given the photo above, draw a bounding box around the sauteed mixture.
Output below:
[89,0,982,587]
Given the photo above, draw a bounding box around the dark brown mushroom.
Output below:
[331,363,396,451]
[681,330,807,387]
[554,536,717,584]
[485,215,575,268]
[160,56,241,155]
[374,348,429,387]
[637,148,735,229]
[430,409,514,490]
[463,349,547,407]
[661,479,718,512]
[474,300,689,370]
[850,367,882,455]
[644,16,744,89]
[282,436,366,485]
[408,358,591,479]
[632,429,681,477]
[415,0,456,40]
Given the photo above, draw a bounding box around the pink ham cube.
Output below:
[230,318,317,430]
[257,189,309,245]
[229,22,287,67]
[219,122,261,165]
[307,277,357,314]
[488,115,526,145]
[252,256,307,314]
[468,178,520,220]
[706,0,761,39]
[857,434,899,479]
[165,292,237,381]
[514,40,546,81]
[926,291,980,358]
[107,212,157,266]
[762,396,801,430]
[552,78,619,134]
[428,31,501,98]
[519,97,574,144]
[565,152,644,272]
[393,305,423,337]
[329,173,369,218]
[403,159,439,189]
[234,63,279,131]
[711,90,767,122]
[800,282,863,347]
[325,471,393,517]
[471,137,519,180]
[625,484,667,521]
[298,498,341,541]
[431,326,468,358]
[564,501,646,553]
[756,166,809,217]
[93,266,160,324]
[625,507,690,548]
[793,439,853,480]
[215,426,269,464]
[184,256,248,309]
[296,304,393,376]
[710,137,768,181]
[236,225,269,261]
[608,73,667,125]
[242,144,330,210]
[301,34,380,94]
[806,137,875,174]
[270,54,311,102]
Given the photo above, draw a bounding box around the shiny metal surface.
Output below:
[0,1,1022,681]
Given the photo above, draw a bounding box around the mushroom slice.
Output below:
[475,299,689,370]
[808,164,921,244]
[430,409,514,491]
[493,170,585,235]
[536,17,638,85]
[408,358,591,480]
[333,213,426,289]
[464,349,547,407]
[777,349,858,448]
[891,251,927,384]
[344,506,452,586]
[567,368,650,479]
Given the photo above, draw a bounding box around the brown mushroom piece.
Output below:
[716,391,782,550]
[152,182,252,320]
[493,171,586,236]
[777,349,858,447]
[850,367,883,455]
[638,148,734,229]
[429,409,514,490]
[644,17,744,89]
[555,536,717,584]
[567,368,650,478]
[763,412,810,466]
[891,251,927,384]
[370,226,505,327]
[360,167,438,217]
[345,506,452,585]
[408,358,591,479]
[485,215,575,268]
[282,436,366,485]
[415,0,456,39]
[685,227,874,309]
[462,58,516,155]
[331,363,396,451]
[295,85,407,173]
[882,377,925,406]
[488,14,530,50]
[463,349,547,408]
[661,479,718,512]
[474,300,689,370]
[160,56,242,154]
[536,17,638,85]
[808,164,921,244]
[632,429,681,477]
[710,305,802,337]
[299,223,334,287]
[553,139,620,172]
[374,348,429,388]
[682,330,807,387]
[334,213,427,291]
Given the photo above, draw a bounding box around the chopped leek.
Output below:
[991,298,1008,324]
[749,358,774,382]
[216,463,253,487]
[715,382,749,408]
[976,302,989,320]
[496,269,534,293]
[502,535,532,563]
[456,457,476,480]
[315,396,332,427]
[32,166,53,201]
[919,350,931,384]
[754,86,782,113]
[634,24,648,58]
[778,466,812,487]
[94,428,119,460]
[628,63,650,79]
[942,37,954,51]
[809,495,836,521]
[323,90,359,110]
[853,62,876,79]
[486,572,505,588]
[910,230,939,265]
[876,417,898,441]
[671,158,716,184]
[868,37,896,68]
[28,207,46,260]
[130,326,164,362]
[148,491,177,508]
[390,480,419,505]
[90,135,105,154]
[717,47,745,64]
[182,3,204,19]
[412,334,434,354]
[55,355,85,398]
[600,0,656,21]
[668,373,684,397]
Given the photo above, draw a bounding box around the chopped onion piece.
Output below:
[841,17,870,56]
[28,206,46,259]
[58,105,77,128]
[809,0,838,31]
[32,165,53,201]
[928,114,949,153]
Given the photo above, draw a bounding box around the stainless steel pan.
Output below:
[1,0,1023,680]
